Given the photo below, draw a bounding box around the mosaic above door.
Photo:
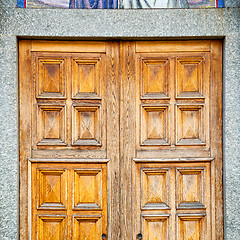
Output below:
[17,0,224,9]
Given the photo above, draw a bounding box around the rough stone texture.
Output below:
[223,35,240,240]
[0,8,239,37]
[0,35,18,240]
[0,5,239,240]
[225,0,240,8]
[0,0,17,8]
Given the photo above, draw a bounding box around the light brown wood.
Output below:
[31,162,107,240]
[120,41,136,239]
[19,40,223,239]
[32,41,106,53]
[133,40,222,240]
[136,40,211,53]
[19,40,32,239]
[20,41,110,240]
[106,42,121,239]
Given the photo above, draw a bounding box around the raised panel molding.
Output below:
[73,215,102,240]
[37,104,67,146]
[72,58,101,99]
[72,105,101,146]
[73,168,102,210]
[141,105,169,146]
[177,213,206,240]
[176,104,205,146]
[135,161,211,240]
[143,215,170,240]
[37,215,67,240]
[36,58,66,99]
[19,40,222,240]
[37,169,67,210]
[176,57,204,99]
[141,58,170,99]
[176,168,206,209]
[141,168,170,210]
[31,162,107,239]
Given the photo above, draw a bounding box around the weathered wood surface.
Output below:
[19,40,222,239]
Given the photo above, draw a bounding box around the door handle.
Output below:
[137,233,142,239]
[102,233,107,239]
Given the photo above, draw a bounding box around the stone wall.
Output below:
[0,1,239,239]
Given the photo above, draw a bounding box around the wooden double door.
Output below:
[19,40,223,239]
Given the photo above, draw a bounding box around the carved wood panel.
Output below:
[135,162,211,240]
[136,50,210,151]
[32,51,106,151]
[31,162,107,240]
[19,40,222,240]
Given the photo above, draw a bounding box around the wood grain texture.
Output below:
[31,163,107,240]
[19,40,223,239]
[19,40,32,240]
[133,40,222,240]
[136,41,211,53]
[32,41,106,52]
[106,42,121,239]
[210,40,223,240]
[120,41,136,239]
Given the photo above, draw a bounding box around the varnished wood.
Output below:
[32,41,106,52]
[133,40,222,240]
[20,41,110,240]
[120,41,136,239]
[106,42,121,239]
[136,40,211,53]
[210,40,223,239]
[19,40,223,239]
[19,40,32,240]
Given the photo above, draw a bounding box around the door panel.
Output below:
[134,162,211,239]
[131,41,222,240]
[19,40,222,239]
[31,162,107,240]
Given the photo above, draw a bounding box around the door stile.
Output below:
[210,40,223,239]
[120,41,136,239]
[19,40,32,240]
[106,41,121,239]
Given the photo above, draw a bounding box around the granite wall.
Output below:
[0,1,239,239]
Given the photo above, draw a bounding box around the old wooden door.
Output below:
[19,40,223,239]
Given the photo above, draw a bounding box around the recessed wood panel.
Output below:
[73,216,101,240]
[177,214,206,240]
[72,58,101,99]
[141,168,170,209]
[176,57,204,98]
[37,215,67,240]
[176,168,205,209]
[143,215,169,240]
[74,169,102,210]
[176,105,205,145]
[37,104,66,146]
[141,58,170,99]
[19,40,222,240]
[72,105,101,146]
[37,169,67,209]
[36,58,66,99]
[141,105,169,146]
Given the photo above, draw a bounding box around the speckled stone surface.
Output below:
[0,8,239,37]
[0,35,18,240]
[0,0,17,8]
[0,5,239,240]
[223,35,240,240]
[225,0,240,7]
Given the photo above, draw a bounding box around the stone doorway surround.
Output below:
[0,2,239,239]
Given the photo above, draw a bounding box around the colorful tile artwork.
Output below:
[17,0,224,8]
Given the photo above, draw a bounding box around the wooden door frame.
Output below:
[19,40,223,239]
